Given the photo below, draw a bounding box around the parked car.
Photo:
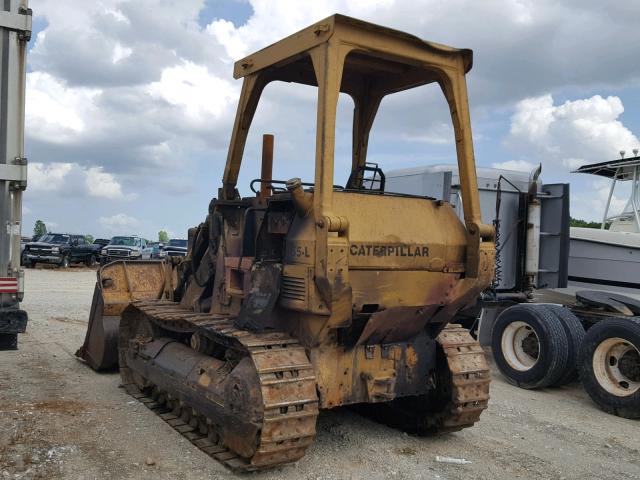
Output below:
[22,233,102,268]
[92,239,109,261]
[93,238,110,248]
[20,236,31,255]
[162,238,188,257]
[100,236,153,264]
[147,242,165,259]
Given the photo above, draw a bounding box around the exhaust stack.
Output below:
[260,134,274,200]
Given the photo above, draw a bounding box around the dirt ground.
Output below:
[1,268,639,480]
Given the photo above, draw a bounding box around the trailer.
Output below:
[386,164,640,419]
[0,0,30,350]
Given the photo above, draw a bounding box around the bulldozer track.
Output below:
[434,325,491,433]
[119,300,319,472]
[357,324,490,434]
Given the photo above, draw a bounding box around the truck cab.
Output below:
[162,238,188,257]
[100,235,152,264]
[22,233,101,268]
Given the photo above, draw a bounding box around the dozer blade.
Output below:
[76,261,170,370]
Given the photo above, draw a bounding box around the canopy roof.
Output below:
[573,156,640,180]
[233,14,472,97]
[222,14,487,231]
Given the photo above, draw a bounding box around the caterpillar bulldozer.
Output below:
[77,14,495,471]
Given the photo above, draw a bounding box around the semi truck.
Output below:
[387,164,640,419]
[0,0,30,350]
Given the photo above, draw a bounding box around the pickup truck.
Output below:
[162,238,188,257]
[100,235,153,264]
[22,234,102,268]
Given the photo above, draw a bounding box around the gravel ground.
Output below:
[1,268,639,480]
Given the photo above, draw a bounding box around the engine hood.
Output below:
[26,241,66,248]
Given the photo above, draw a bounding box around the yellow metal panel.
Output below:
[350,270,459,310]
[332,192,466,271]
[100,261,167,316]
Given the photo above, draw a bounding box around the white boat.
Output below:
[569,154,640,292]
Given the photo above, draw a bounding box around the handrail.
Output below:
[631,166,640,230]
[249,178,344,195]
[601,167,619,229]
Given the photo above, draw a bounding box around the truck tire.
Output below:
[59,254,70,269]
[0,333,18,350]
[86,255,97,268]
[579,317,640,419]
[491,304,569,389]
[541,304,585,386]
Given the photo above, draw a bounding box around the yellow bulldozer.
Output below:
[76,14,495,471]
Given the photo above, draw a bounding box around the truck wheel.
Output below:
[59,254,70,269]
[541,305,585,386]
[0,333,18,350]
[579,317,640,419]
[86,255,97,268]
[491,304,569,389]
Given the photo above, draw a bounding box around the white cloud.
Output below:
[99,213,139,230]
[112,43,133,64]
[26,72,100,143]
[506,94,640,173]
[104,8,130,25]
[509,94,555,143]
[85,166,136,200]
[28,162,133,200]
[346,0,395,13]
[207,19,247,60]
[148,62,237,127]
[402,122,454,145]
[28,162,74,191]
[505,94,640,222]
[491,159,536,172]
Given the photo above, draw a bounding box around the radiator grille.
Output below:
[107,248,131,257]
[280,275,306,302]
[30,247,52,255]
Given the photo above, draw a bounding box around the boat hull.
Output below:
[569,228,640,292]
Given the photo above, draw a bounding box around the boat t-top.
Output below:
[570,150,640,291]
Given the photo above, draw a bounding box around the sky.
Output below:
[23,0,640,240]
